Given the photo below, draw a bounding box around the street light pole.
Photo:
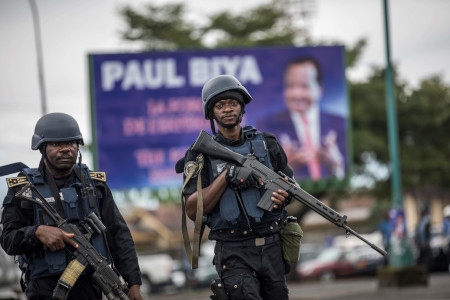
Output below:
[382,0,413,268]
[29,0,47,115]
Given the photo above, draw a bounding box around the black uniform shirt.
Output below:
[0,169,142,288]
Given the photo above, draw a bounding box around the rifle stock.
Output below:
[15,182,129,300]
[191,130,387,257]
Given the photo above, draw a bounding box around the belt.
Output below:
[220,234,280,247]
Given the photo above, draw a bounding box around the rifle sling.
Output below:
[44,167,67,219]
[181,154,204,269]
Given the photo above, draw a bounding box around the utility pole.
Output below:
[382,0,414,268]
[29,0,47,115]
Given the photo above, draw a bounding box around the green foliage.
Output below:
[119,3,202,50]
[398,76,450,190]
[119,1,302,50]
[204,5,297,48]
[351,66,389,164]
[351,68,450,201]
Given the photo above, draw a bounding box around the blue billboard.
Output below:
[88,46,348,190]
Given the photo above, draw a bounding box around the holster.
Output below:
[210,278,229,300]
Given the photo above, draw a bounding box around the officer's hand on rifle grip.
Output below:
[225,163,259,190]
[35,225,78,251]
[271,189,290,209]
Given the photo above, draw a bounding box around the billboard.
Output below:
[88,45,348,190]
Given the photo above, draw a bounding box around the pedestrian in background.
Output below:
[442,205,450,274]
[378,210,392,265]
[415,205,432,271]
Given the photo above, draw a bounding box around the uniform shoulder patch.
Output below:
[6,177,28,188]
[89,171,106,182]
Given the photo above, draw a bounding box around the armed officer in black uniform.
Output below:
[0,113,143,300]
[181,75,295,300]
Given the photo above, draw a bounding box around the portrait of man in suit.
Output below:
[258,57,347,181]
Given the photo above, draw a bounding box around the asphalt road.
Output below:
[149,272,450,300]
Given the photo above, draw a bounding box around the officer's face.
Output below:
[283,62,322,115]
[44,141,78,177]
[213,99,242,126]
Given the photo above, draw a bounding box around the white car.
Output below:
[171,241,218,289]
[138,253,176,295]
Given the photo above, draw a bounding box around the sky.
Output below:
[1,0,449,187]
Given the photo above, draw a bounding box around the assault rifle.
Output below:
[191,130,387,257]
[15,182,129,300]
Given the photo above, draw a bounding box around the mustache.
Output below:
[221,113,237,120]
[57,155,74,160]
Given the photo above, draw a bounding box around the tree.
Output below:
[119,3,203,50]
[350,66,390,190]
[202,4,297,48]
[350,68,450,211]
[120,1,306,50]
[398,76,450,193]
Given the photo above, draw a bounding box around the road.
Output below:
[148,272,450,300]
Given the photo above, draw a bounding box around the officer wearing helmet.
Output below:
[180,75,296,300]
[0,113,143,300]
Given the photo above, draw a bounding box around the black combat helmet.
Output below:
[32,112,84,150]
[201,75,252,120]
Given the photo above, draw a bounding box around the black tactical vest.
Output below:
[20,165,110,279]
[207,127,285,234]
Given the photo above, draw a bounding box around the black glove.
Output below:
[225,163,259,190]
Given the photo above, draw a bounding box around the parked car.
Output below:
[186,254,217,288]
[296,247,354,281]
[296,243,385,282]
[298,243,322,264]
[137,253,176,295]
[347,245,385,276]
[172,241,218,289]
